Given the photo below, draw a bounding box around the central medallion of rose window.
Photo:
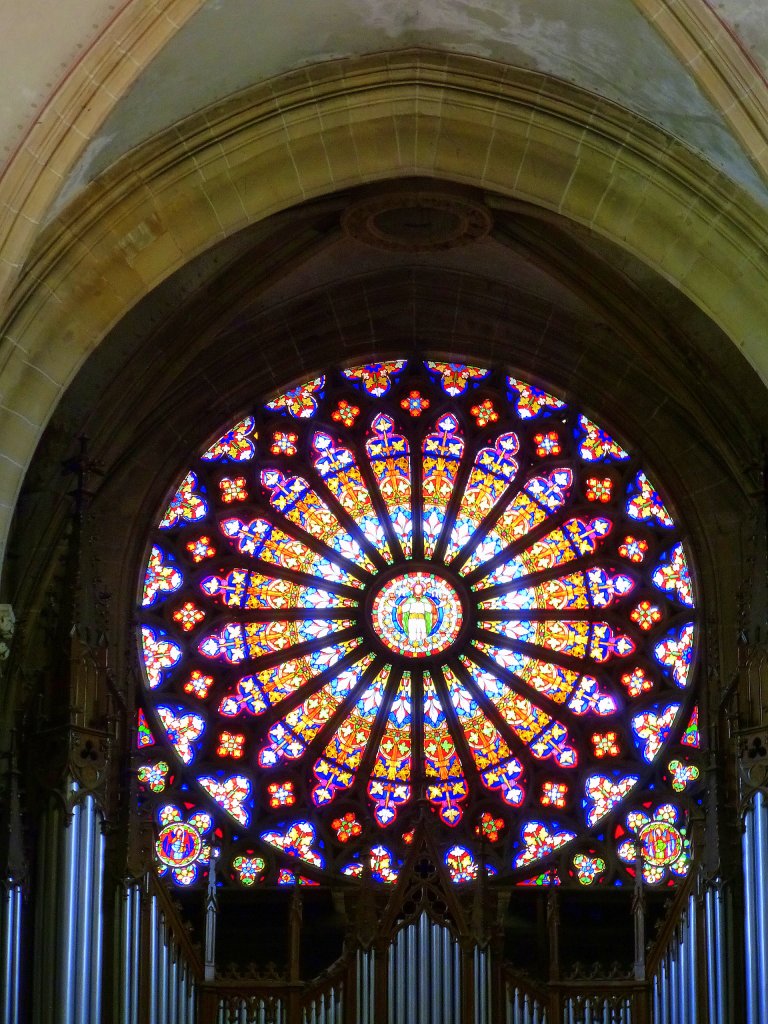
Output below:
[371,570,463,658]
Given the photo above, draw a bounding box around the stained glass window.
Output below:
[136,361,700,890]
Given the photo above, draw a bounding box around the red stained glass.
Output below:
[271,431,298,455]
[534,431,561,457]
[618,535,648,562]
[219,476,248,503]
[331,812,362,843]
[401,390,430,417]
[470,399,499,427]
[331,400,360,428]
[267,781,296,808]
[186,536,215,562]
[585,476,613,503]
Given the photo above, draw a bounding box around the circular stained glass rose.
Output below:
[371,571,463,657]
[137,359,699,888]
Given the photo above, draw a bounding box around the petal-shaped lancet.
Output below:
[220,518,364,588]
[441,665,525,805]
[478,619,634,664]
[261,470,377,574]
[475,642,618,716]
[312,432,392,561]
[423,671,469,825]
[198,618,356,663]
[473,517,612,591]
[461,469,573,574]
[365,413,413,558]
[472,642,580,704]
[201,569,358,610]
[459,655,578,768]
[218,639,362,717]
[478,572,587,611]
[312,664,391,806]
[258,652,377,767]
[477,568,633,612]
[422,413,465,557]
[367,673,413,826]
[443,432,520,563]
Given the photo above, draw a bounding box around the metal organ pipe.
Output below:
[58,797,80,1024]
[91,802,105,1024]
[74,795,94,1023]
[743,800,759,1024]
[419,913,428,1024]
[677,920,688,1024]
[1,882,21,1024]
[755,793,768,1024]
[687,895,697,1022]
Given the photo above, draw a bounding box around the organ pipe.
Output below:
[1,883,22,1024]
[754,793,768,1024]
[743,798,759,1024]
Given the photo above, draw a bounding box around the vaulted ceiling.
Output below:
[1,0,767,621]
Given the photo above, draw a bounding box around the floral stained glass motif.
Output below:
[202,416,258,462]
[266,377,325,419]
[342,360,407,397]
[426,361,490,396]
[142,546,183,606]
[137,360,697,889]
[159,472,207,528]
[616,803,691,884]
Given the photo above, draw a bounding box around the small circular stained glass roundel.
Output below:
[155,822,202,868]
[639,821,683,867]
[371,571,463,658]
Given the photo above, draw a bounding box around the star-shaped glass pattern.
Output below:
[137,360,700,888]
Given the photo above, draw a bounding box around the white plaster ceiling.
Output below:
[712,0,768,74]
[48,0,768,216]
[0,0,119,163]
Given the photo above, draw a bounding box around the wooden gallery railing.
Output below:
[189,863,703,1024]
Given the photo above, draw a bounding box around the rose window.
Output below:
[137,360,700,889]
